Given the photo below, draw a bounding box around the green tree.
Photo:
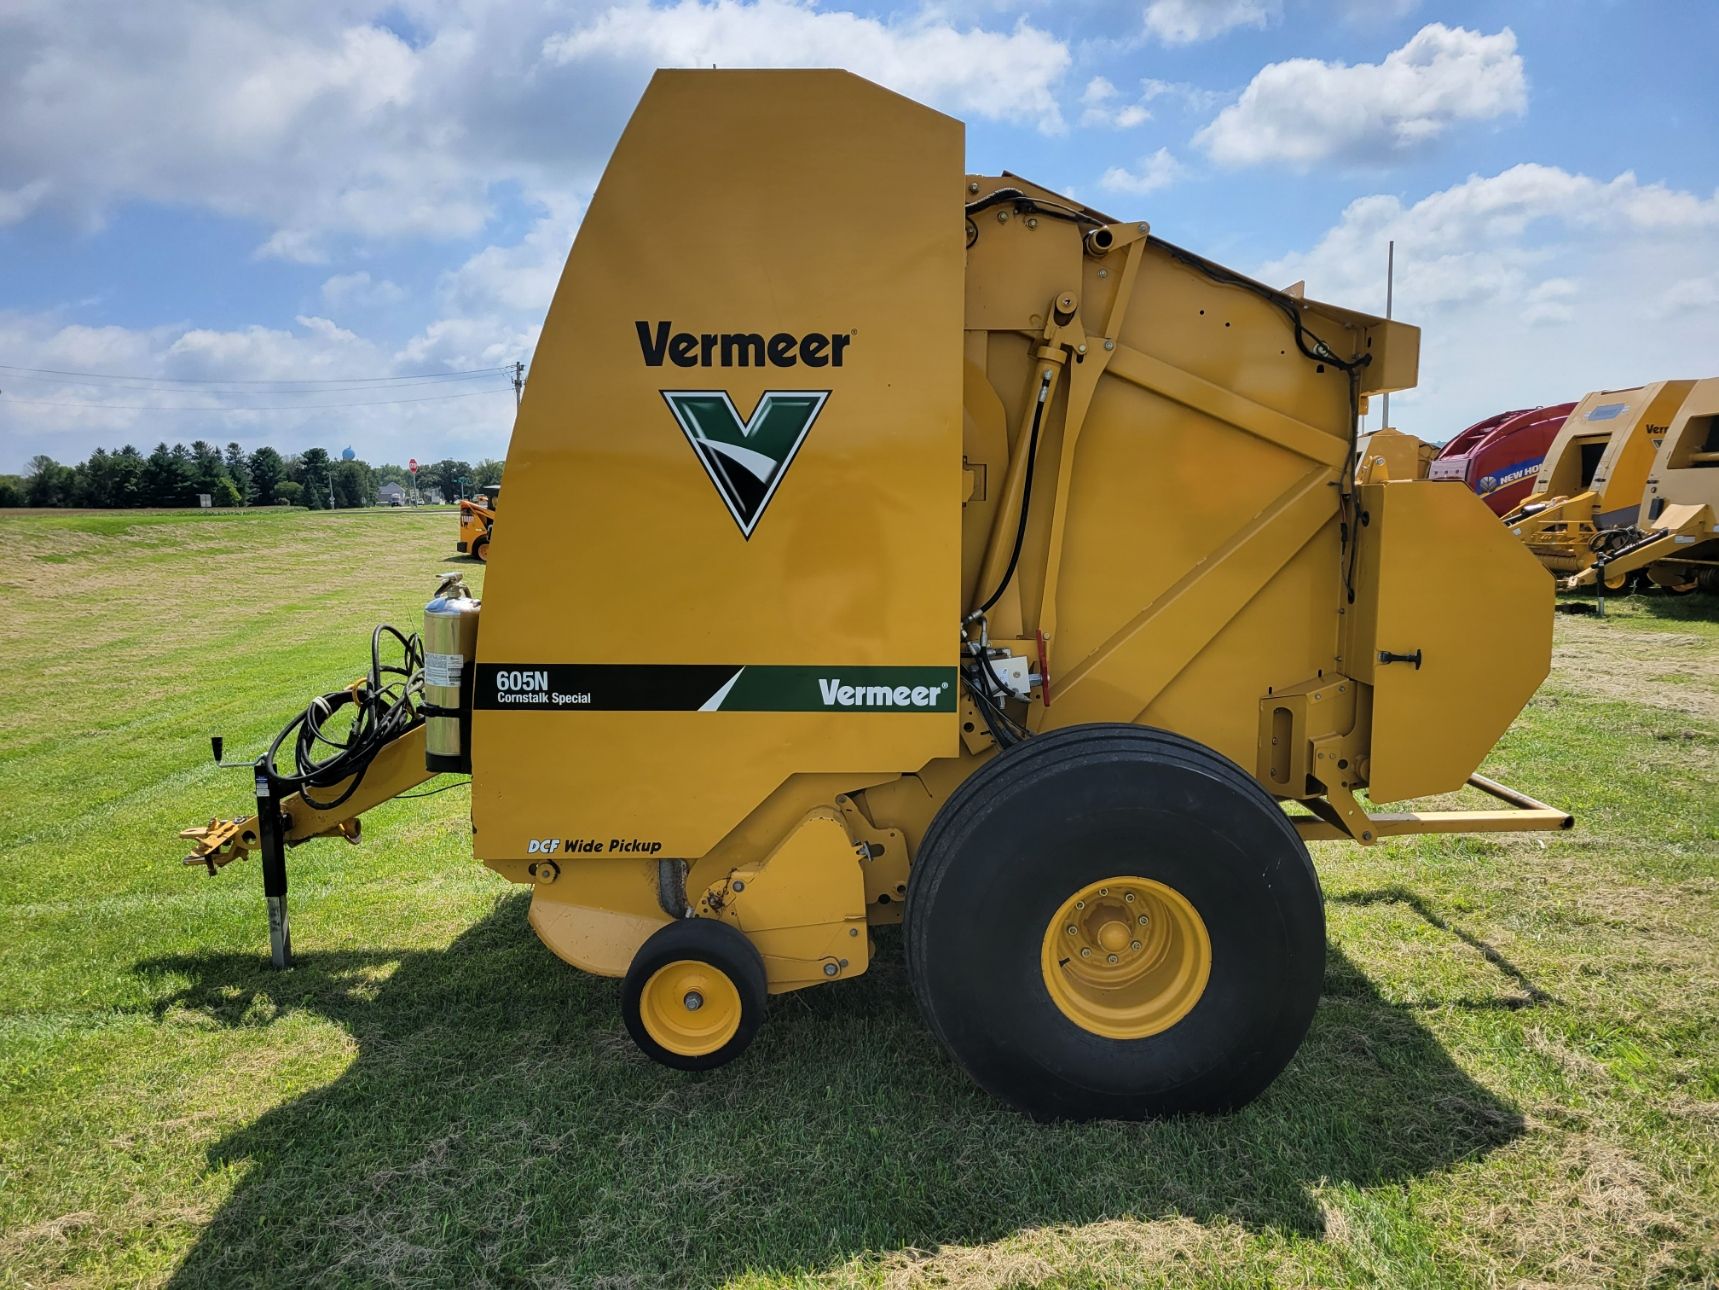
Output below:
[188,440,232,504]
[299,447,333,510]
[426,458,471,504]
[373,463,412,488]
[247,447,284,505]
[110,445,144,507]
[333,460,375,508]
[223,442,251,503]
[74,448,116,507]
[471,457,506,489]
[140,443,184,506]
[275,480,304,506]
[0,476,23,508]
[25,455,73,507]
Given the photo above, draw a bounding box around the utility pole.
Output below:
[512,361,525,411]
[1381,240,1394,430]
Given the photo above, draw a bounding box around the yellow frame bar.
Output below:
[1289,773,1572,842]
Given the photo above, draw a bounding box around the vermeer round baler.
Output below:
[180,70,1569,1120]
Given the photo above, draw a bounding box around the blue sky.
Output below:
[3,0,1716,472]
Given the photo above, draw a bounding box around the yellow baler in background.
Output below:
[180,70,1568,1121]
[1566,376,1719,593]
[1502,380,1694,589]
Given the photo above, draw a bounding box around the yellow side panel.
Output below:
[471,71,964,861]
[1350,482,1551,802]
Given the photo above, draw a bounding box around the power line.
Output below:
[0,362,513,386]
[1,388,513,413]
[2,370,515,396]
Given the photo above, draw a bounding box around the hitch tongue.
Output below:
[179,818,252,875]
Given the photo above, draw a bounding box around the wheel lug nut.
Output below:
[1131,940,1142,951]
[1075,900,1085,909]
[1099,888,1109,896]
[1080,947,1092,958]
[1066,924,1078,936]
[1107,953,1119,964]
[1124,892,1135,902]
[1137,915,1149,925]
[683,991,704,1011]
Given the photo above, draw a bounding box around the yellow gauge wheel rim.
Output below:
[639,959,743,1057]
[1040,876,1212,1039]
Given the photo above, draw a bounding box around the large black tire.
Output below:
[905,724,1324,1121]
[621,918,767,1071]
[472,533,490,562]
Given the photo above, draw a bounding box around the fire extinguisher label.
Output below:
[425,652,465,688]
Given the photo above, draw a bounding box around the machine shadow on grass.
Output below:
[141,893,1529,1287]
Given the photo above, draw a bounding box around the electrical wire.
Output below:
[2,370,512,395]
[965,187,1103,228]
[1157,238,1372,604]
[0,362,511,385]
[1,388,510,412]
[263,624,423,812]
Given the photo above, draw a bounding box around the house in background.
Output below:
[378,482,407,506]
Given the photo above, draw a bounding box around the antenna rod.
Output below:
[1382,240,1394,429]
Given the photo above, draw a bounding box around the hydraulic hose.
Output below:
[263,624,425,811]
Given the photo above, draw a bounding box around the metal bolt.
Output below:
[1080,947,1092,958]
[1131,940,1142,951]
[823,962,839,977]
[1124,892,1135,902]
[1137,915,1149,925]
[684,991,704,1011]
[1099,887,1109,896]
[1066,924,1078,936]
[731,880,744,892]
[1076,343,1087,354]
[849,927,859,937]
[1137,222,1147,232]
[1103,339,1115,351]
[1075,899,1085,910]
[1107,953,1119,964]
[1026,217,1038,229]
[969,180,980,193]
[997,210,1010,223]
[1098,268,1109,279]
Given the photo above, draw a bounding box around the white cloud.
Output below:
[0,1,1071,257]
[1080,76,1150,128]
[1196,24,1526,168]
[321,272,407,308]
[545,1,1071,134]
[1099,147,1184,195]
[1654,273,1719,319]
[1140,78,1226,114]
[0,308,521,466]
[1260,164,1719,439]
[1143,0,1277,45]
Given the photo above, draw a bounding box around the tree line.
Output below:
[0,442,505,510]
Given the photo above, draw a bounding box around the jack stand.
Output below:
[253,759,293,969]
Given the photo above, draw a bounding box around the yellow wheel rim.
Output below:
[639,959,743,1057]
[1040,876,1212,1039]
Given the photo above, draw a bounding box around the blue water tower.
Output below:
[341,445,356,461]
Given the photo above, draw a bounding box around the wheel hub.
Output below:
[639,959,741,1056]
[1041,877,1212,1039]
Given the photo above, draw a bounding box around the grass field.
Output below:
[1,507,1715,1289]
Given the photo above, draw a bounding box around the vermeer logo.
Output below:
[662,390,828,537]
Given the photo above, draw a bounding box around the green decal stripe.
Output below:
[474,663,956,712]
[717,666,957,712]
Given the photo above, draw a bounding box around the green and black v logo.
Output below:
[662,390,829,538]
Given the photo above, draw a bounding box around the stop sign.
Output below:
[408,458,418,475]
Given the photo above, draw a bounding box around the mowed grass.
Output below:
[0,507,1715,1289]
